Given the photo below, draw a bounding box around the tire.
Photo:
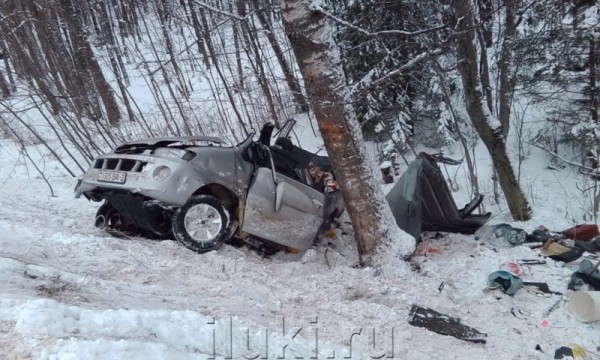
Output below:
[95,202,123,233]
[172,195,232,253]
[95,201,136,238]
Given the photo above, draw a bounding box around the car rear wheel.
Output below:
[172,195,232,253]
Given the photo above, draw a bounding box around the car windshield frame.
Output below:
[236,131,256,150]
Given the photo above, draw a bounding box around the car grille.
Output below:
[93,158,147,172]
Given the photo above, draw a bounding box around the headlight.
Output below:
[153,148,196,160]
[153,166,171,181]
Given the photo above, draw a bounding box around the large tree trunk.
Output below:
[279,0,415,265]
[187,0,211,68]
[0,70,9,98]
[590,37,598,123]
[61,0,121,126]
[1,41,15,92]
[498,0,516,138]
[452,0,531,221]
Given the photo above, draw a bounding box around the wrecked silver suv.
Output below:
[75,121,345,253]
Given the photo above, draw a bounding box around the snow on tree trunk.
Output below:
[279,0,415,266]
[452,0,531,221]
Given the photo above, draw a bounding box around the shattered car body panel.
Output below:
[386,153,491,240]
[242,167,344,250]
[75,121,344,252]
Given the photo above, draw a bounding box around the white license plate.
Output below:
[97,170,127,184]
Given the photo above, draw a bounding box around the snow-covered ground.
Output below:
[1,134,599,360]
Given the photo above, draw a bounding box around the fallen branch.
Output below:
[531,144,595,172]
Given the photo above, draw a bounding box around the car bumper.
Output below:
[75,155,203,207]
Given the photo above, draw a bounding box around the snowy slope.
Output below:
[1,136,599,359]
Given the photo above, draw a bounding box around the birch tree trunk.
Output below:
[279,0,415,266]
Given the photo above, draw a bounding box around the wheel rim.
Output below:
[95,206,121,229]
[183,203,223,243]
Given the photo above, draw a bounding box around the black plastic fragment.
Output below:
[554,346,574,359]
[522,282,562,295]
[407,305,487,344]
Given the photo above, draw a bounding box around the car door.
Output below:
[242,166,325,250]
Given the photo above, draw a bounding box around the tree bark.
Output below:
[200,7,249,136]
[590,37,598,123]
[241,16,280,127]
[280,0,415,265]
[0,70,10,98]
[498,0,516,138]
[187,0,211,68]
[452,0,531,221]
[1,41,15,91]
[61,0,121,125]
[253,0,310,113]
[477,0,494,48]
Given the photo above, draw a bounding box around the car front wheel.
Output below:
[95,201,134,237]
[172,195,232,253]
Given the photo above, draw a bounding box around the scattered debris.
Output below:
[471,223,600,264]
[301,248,318,264]
[510,307,527,319]
[575,238,600,253]
[529,229,552,242]
[517,259,546,265]
[522,282,562,296]
[499,261,523,276]
[407,305,488,344]
[568,259,600,291]
[492,224,528,245]
[562,224,599,241]
[554,346,573,359]
[486,270,523,295]
[554,344,587,359]
[540,241,584,263]
[543,298,564,318]
[568,291,600,322]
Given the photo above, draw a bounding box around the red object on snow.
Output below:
[562,224,599,241]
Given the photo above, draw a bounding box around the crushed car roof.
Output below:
[121,136,225,146]
[114,136,226,153]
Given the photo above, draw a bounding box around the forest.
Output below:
[0,0,599,262]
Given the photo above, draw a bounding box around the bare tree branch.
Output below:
[192,0,253,21]
[531,143,596,172]
[349,49,442,96]
[310,3,447,38]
